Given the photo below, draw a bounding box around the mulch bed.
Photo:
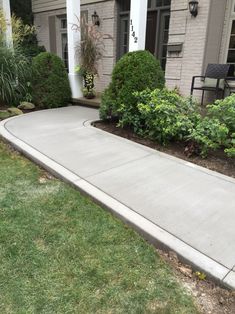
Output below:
[94,120,235,179]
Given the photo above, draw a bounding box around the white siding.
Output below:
[32,0,66,13]
[32,0,111,13]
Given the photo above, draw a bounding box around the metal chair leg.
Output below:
[201,90,205,106]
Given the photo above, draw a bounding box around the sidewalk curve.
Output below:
[0,106,235,289]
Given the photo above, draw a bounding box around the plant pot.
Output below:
[85,94,95,99]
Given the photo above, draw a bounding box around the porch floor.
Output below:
[72,96,101,108]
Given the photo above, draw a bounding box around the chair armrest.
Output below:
[192,76,205,85]
[191,76,205,94]
[192,76,205,79]
[225,78,235,91]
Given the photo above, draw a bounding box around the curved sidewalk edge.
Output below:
[0,116,234,290]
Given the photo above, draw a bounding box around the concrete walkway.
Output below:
[1,106,235,289]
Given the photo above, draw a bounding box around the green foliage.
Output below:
[11,13,45,58]
[104,84,235,157]
[20,32,46,59]
[31,52,71,108]
[0,11,43,56]
[0,43,32,106]
[100,50,165,120]
[101,85,235,157]
[11,14,35,45]
[0,11,43,106]
[99,88,116,120]
[188,118,229,157]
[207,94,235,133]
[225,146,235,157]
[0,140,198,313]
[118,88,200,145]
[206,95,235,157]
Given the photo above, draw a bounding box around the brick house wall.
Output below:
[32,0,231,99]
[165,0,227,98]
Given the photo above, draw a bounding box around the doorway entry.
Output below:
[145,11,170,70]
[117,0,171,70]
[145,1,171,70]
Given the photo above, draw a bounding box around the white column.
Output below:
[2,0,13,47]
[129,0,148,51]
[66,0,83,99]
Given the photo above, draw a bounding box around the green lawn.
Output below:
[0,141,198,314]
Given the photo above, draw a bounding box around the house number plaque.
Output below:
[130,20,138,43]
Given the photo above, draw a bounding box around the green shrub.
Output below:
[0,44,31,106]
[206,94,235,157]
[207,94,235,133]
[21,33,46,59]
[118,88,200,144]
[100,50,165,120]
[225,146,235,158]
[188,117,229,157]
[31,52,71,108]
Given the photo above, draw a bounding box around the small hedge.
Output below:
[31,52,71,108]
[118,88,200,144]
[114,87,235,158]
[100,50,165,120]
[207,95,235,157]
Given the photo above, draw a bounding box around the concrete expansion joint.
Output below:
[0,107,235,290]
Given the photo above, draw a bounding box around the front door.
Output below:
[146,12,157,55]
[145,7,170,70]
[117,0,171,70]
[158,11,170,71]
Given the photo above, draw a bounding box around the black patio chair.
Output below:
[191,64,234,105]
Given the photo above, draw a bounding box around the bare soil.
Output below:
[94,120,235,179]
[158,249,235,314]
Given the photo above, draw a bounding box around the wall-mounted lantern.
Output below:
[92,11,100,26]
[189,0,199,17]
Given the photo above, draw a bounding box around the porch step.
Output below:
[72,97,101,108]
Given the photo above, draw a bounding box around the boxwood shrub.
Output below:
[31,52,71,108]
[100,50,165,120]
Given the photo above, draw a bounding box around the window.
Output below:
[57,11,88,70]
[225,0,235,68]
[59,17,68,69]
[61,33,68,70]
[148,0,171,8]
[61,18,67,30]
[119,16,129,56]
[118,0,130,59]
[227,21,235,65]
